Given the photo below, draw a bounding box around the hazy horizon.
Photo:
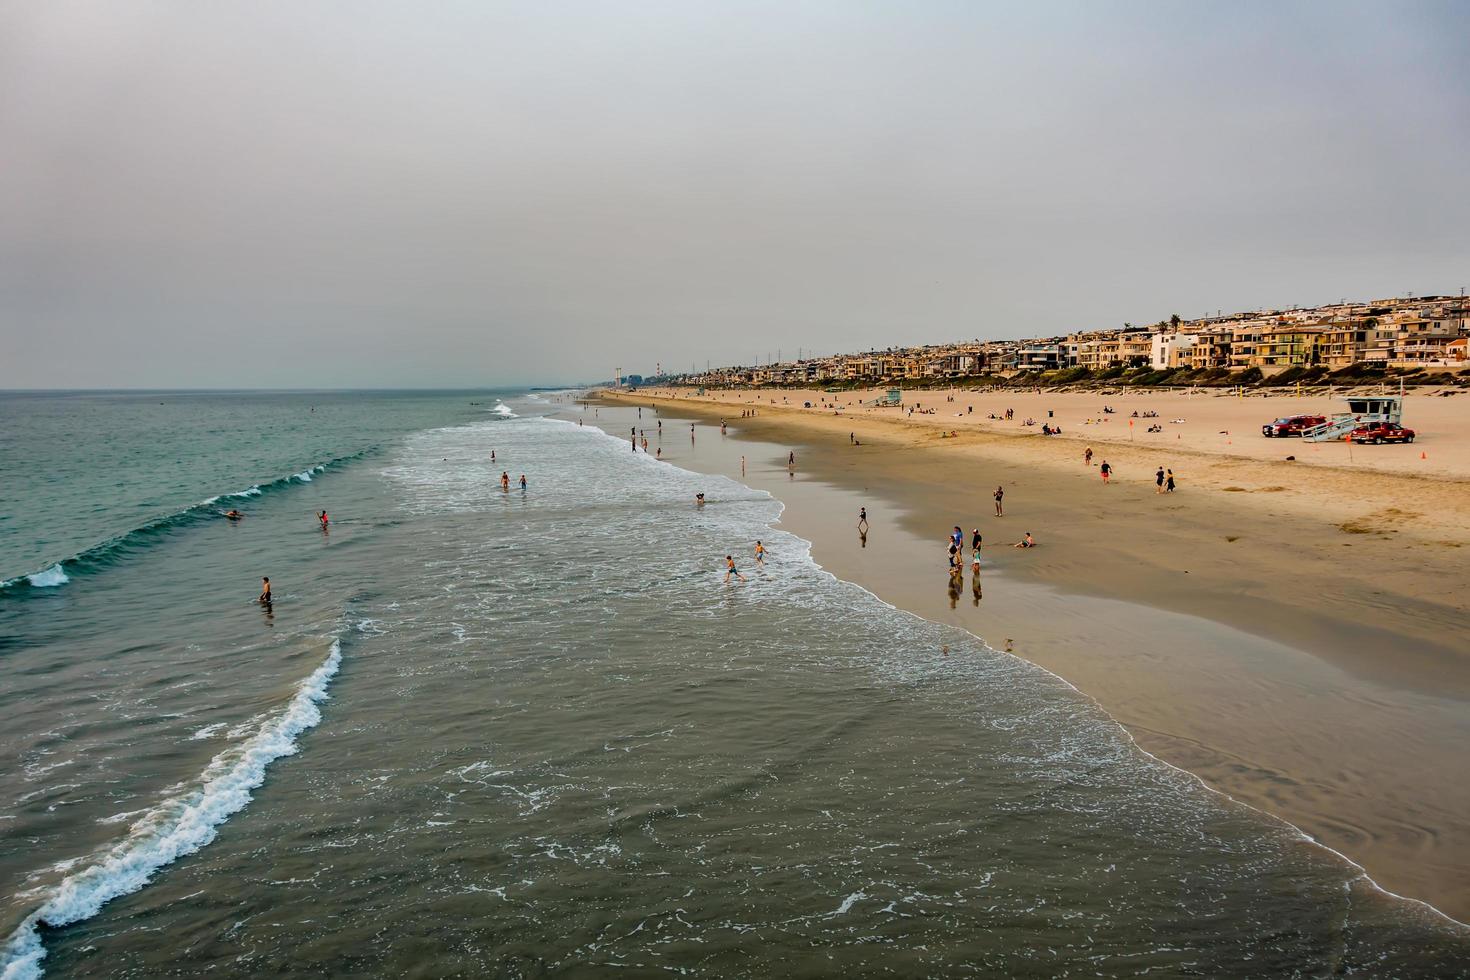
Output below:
[3,1,1467,388]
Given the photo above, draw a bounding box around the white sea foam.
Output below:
[492,402,516,418]
[25,566,68,588]
[0,640,343,980]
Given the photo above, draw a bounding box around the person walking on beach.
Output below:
[1084,446,1093,466]
[754,540,766,565]
[993,486,1004,517]
[971,528,982,553]
[1100,461,1112,484]
[858,507,869,532]
[1155,467,1165,494]
[1166,469,1176,493]
[951,526,964,552]
[724,555,746,583]
[259,577,272,604]
[740,455,746,476]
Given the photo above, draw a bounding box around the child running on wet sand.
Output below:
[724,555,746,583]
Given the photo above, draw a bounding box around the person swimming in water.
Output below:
[696,492,706,506]
[224,510,243,520]
[318,510,329,529]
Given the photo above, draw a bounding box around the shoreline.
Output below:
[582,387,1470,922]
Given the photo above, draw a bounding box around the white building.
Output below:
[1151,333,1198,369]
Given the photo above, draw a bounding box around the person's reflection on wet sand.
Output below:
[947,570,962,609]
[859,529,868,549]
[971,574,982,606]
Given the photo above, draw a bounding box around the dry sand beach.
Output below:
[591,385,1470,922]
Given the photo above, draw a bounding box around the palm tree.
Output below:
[1170,313,1182,331]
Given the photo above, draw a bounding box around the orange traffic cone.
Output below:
[1421,451,1427,460]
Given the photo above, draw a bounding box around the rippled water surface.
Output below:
[2,391,1466,977]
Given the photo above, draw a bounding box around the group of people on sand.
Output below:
[1081,446,1178,492]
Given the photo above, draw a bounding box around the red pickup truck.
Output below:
[1350,421,1416,445]
[1262,414,1326,437]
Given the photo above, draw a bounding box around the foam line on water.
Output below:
[0,450,373,594]
[0,639,343,980]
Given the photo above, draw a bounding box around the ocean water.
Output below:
[1,390,1466,978]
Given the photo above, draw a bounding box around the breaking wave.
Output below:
[0,638,344,980]
[0,449,375,594]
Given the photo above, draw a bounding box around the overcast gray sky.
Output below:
[1,1,1466,388]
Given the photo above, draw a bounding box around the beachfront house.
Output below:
[1018,342,1067,372]
[1151,332,1198,369]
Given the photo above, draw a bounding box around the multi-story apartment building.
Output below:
[1252,326,1323,369]
[1229,321,1267,370]
[1184,328,1233,370]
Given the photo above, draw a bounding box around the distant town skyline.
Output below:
[2,1,1468,388]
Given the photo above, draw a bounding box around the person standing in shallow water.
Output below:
[258,577,272,604]
[724,555,746,583]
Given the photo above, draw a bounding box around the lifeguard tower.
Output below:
[862,388,903,408]
[1302,395,1402,442]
